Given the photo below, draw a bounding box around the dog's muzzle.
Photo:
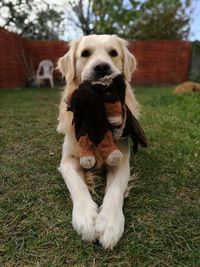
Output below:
[92,62,113,80]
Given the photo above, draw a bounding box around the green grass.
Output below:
[0,86,200,267]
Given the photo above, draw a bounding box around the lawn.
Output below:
[0,86,200,267]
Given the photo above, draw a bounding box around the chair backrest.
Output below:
[38,60,54,75]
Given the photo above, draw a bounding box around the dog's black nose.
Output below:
[93,63,111,77]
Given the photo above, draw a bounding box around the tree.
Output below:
[0,0,65,40]
[128,0,191,40]
[67,0,192,40]
[66,0,140,36]
[66,0,93,35]
[92,0,140,36]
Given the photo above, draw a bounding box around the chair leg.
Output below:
[50,77,54,88]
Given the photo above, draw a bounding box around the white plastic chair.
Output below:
[36,60,54,88]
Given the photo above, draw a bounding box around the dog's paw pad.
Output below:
[106,150,123,166]
[80,156,96,169]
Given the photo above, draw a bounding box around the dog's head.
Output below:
[58,35,136,84]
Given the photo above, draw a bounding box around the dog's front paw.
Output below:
[95,206,124,249]
[80,156,96,169]
[72,200,98,242]
[106,149,123,166]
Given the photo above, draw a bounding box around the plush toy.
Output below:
[67,74,147,169]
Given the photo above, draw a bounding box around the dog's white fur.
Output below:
[57,35,140,249]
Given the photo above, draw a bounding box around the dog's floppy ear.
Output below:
[123,46,137,82]
[116,36,137,82]
[57,38,81,83]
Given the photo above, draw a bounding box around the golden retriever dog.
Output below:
[174,81,200,94]
[57,35,140,249]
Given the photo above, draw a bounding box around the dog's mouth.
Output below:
[87,70,121,83]
[86,71,112,82]
[91,73,119,86]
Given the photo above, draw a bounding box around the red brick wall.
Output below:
[0,28,192,88]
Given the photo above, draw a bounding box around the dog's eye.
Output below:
[109,49,118,57]
[81,49,91,57]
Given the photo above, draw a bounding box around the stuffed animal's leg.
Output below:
[104,74,126,127]
[71,89,96,170]
[78,135,96,169]
[105,101,123,126]
[96,130,123,166]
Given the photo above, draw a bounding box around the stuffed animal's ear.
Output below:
[126,107,148,153]
[57,38,81,83]
[116,36,137,82]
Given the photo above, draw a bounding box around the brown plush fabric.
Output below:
[96,130,117,160]
[122,106,148,152]
[105,101,122,119]
[78,135,95,157]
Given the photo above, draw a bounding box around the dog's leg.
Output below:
[95,139,130,249]
[59,140,98,242]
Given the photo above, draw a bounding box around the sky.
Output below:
[189,0,200,40]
